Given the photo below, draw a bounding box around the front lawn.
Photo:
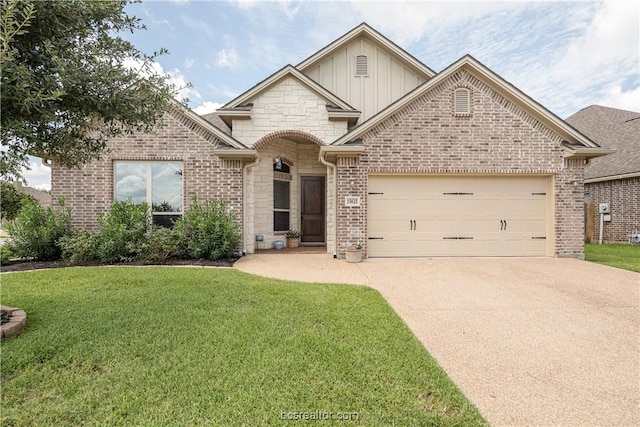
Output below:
[585,243,640,272]
[1,267,486,426]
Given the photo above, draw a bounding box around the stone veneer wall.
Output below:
[244,137,329,253]
[51,109,244,237]
[334,69,586,258]
[586,177,640,242]
[231,77,349,147]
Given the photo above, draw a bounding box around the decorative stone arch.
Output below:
[253,130,325,150]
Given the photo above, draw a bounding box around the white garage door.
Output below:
[368,175,552,257]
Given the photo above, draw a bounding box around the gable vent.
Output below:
[454,88,471,115]
[355,55,368,77]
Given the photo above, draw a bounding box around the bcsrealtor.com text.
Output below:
[280,411,359,421]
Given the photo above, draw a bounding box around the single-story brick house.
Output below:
[52,23,612,259]
[565,105,640,243]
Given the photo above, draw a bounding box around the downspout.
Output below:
[242,157,259,256]
[319,150,337,258]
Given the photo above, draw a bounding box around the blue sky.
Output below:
[23,0,640,189]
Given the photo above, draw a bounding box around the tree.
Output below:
[0,0,179,181]
[0,181,36,222]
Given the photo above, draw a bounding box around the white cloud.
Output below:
[122,57,201,104]
[596,84,640,113]
[215,47,239,68]
[193,101,223,115]
[184,57,196,69]
[521,1,640,117]
[21,157,51,191]
[350,1,523,46]
[180,15,214,38]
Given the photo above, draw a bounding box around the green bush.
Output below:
[6,199,71,260]
[136,226,179,263]
[174,196,240,260]
[0,245,15,265]
[96,200,150,263]
[60,229,99,263]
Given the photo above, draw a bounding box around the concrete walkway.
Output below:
[235,254,640,426]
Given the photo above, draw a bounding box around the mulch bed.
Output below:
[1,257,238,273]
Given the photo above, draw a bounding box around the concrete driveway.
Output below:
[235,255,640,426]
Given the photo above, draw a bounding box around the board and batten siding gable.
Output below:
[231,76,349,147]
[301,36,427,124]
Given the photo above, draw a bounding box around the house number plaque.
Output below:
[345,196,361,207]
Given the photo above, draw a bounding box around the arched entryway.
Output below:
[248,130,332,252]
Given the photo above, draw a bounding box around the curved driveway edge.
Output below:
[235,255,640,426]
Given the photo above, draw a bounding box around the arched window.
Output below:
[454,88,471,115]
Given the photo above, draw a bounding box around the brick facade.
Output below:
[52,32,595,260]
[586,177,640,242]
[52,109,243,234]
[334,69,586,258]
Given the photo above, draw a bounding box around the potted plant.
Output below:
[286,229,301,248]
[345,242,363,263]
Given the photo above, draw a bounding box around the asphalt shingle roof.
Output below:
[565,105,640,180]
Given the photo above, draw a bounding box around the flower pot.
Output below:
[273,240,285,250]
[345,248,362,263]
[287,237,300,248]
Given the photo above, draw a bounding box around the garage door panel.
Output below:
[368,175,551,257]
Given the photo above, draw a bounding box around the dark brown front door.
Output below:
[301,176,325,243]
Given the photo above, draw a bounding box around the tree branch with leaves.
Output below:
[0,0,181,181]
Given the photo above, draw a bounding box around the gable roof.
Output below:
[219,64,357,112]
[296,22,436,80]
[566,105,640,181]
[332,54,603,153]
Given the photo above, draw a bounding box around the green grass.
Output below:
[585,243,640,272]
[1,267,486,426]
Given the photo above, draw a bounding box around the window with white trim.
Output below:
[355,55,368,77]
[454,88,471,115]
[114,161,183,227]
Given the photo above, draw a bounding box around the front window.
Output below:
[114,161,183,226]
[273,160,291,232]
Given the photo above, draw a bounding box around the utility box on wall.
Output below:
[598,203,610,214]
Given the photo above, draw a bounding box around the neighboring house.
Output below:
[51,23,611,259]
[8,182,52,207]
[566,106,640,243]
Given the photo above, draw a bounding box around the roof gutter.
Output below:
[212,149,258,161]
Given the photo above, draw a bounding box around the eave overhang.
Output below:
[320,144,365,162]
[585,171,640,184]
[562,143,614,159]
[326,106,361,126]
[212,149,258,161]
[215,105,253,127]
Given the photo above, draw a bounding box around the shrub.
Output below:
[174,196,240,260]
[60,229,99,263]
[6,198,71,260]
[0,245,15,265]
[96,199,150,263]
[136,226,179,263]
